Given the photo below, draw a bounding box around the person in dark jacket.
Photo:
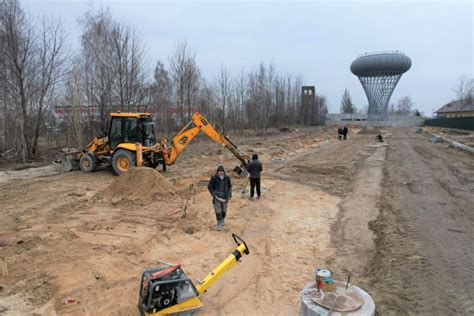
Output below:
[342,126,348,140]
[337,126,343,140]
[207,165,232,231]
[247,154,263,199]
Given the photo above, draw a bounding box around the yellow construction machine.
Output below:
[138,233,250,315]
[58,112,250,175]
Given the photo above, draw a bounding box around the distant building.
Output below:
[301,86,324,125]
[435,98,474,118]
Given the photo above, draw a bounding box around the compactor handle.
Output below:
[232,233,250,255]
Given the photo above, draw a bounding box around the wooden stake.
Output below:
[1,257,8,277]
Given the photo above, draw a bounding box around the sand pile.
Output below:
[101,167,176,203]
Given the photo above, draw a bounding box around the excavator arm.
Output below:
[162,113,250,171]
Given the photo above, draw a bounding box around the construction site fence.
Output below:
[424,117,474,131]
[326,114,424,127]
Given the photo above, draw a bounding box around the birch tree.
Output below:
[169,42,200,124]
[216,65,231,130]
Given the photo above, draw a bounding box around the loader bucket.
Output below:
[53,152,80,172]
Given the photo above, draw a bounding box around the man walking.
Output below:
[208,165,232,231]
[247,154,263,199]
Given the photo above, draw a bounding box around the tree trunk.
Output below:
[1,81,6,151]
[31,96,45,157]
[19,98,28,162]
[17,70,29,162]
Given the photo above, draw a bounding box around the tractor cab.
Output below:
[108,113,156,149]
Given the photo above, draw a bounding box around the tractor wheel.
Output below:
[112,149,136,175]
[79,153,98,173]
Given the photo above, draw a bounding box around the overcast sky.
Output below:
[23,0,473,115]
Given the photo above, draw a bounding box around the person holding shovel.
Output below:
[207,165,232,231]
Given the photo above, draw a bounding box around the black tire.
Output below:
[112,149,136,175]
[79,153,98,173]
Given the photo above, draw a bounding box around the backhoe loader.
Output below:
[57,112,250,175]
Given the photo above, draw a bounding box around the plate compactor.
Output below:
[138,234,250,315]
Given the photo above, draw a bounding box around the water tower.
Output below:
[351,51,411,121]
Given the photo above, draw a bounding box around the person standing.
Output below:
[337,126,343,140]
[342,126,348,140]
[247,154,263,199]
[208,165,232,231]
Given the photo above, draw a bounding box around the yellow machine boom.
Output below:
[161,112,250,168]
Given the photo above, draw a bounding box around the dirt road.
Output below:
[328,128,474,315]
[369,129,474,314]
[0,127,472,315]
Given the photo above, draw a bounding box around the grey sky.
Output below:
[24,0,473,115]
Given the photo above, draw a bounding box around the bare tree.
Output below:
[263,63,275,130]
[184,57,200,122]
[31,16,67,156]
[1,0,35,162]
[80,9,115,134]
[1,1,67,160]
[159,59,310,132]
[289,75,302,125]
[340,89,356,114]
[78,9,150,135]
[0,4,8,151]
[453,75,473,113]
[233,69,247,130]
[396,96,414,115]
[64,62,86,148]
[216,65,231,129]
[197,80,216,122]
[110,23,149,111]
[169,42,200,125]
[388,102,396,115]
[246,63,270,131]
[273,75,285,127]
[152,60,172,133]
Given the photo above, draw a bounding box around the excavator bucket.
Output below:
[233,164,248,177]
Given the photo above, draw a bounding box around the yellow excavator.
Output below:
[138,233,250,315]
[58,112,250,175]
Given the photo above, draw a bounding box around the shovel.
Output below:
[241,178,250,194]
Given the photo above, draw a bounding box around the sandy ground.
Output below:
[0,127,473,315]
[369,129,474,314]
